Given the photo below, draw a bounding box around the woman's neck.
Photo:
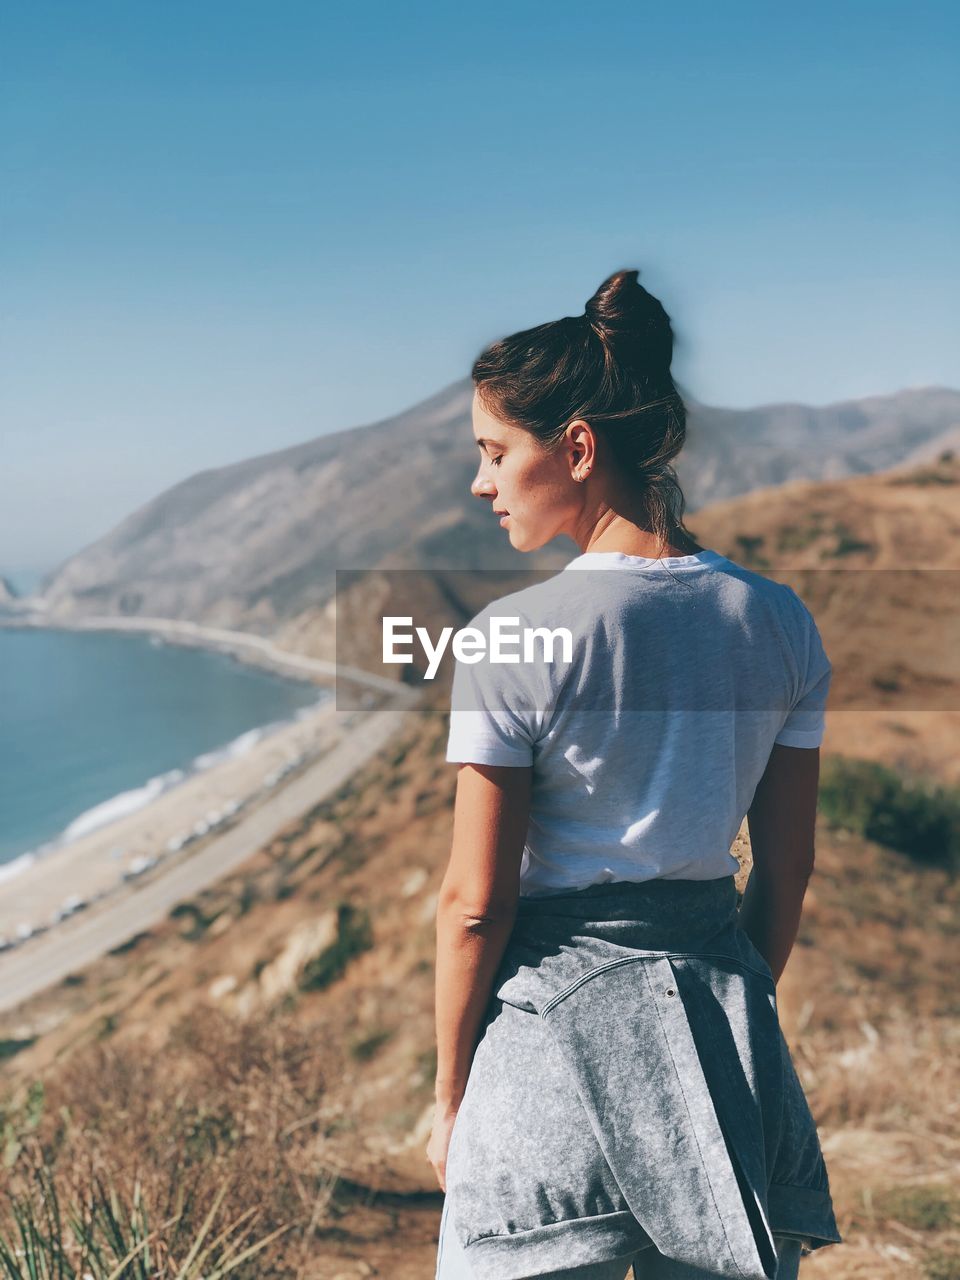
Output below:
[580,526,698,559]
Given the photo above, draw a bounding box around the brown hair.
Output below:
[471,268,702,557]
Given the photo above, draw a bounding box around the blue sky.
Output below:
[2,0,958,577]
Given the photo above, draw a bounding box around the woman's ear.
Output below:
[566,420,595,480]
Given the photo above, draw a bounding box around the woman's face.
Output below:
[470,390,587,552]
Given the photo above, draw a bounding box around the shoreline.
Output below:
[0,702,418,1014]
[0,613,417,949]
[0,610,392,690]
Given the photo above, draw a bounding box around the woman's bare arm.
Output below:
[434,762,531,1114]
[740,743,821,984]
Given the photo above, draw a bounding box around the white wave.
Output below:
[62,767,185,842]
[0,850,37,887]
[294,693,333,720]
[191,726,263,771]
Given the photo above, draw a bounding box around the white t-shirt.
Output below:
[445,548,832,898]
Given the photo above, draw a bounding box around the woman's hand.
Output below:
[426,1103,460,1192]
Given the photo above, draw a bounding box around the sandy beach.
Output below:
[0,614,418,955]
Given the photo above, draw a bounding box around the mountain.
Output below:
[23,381,960,654]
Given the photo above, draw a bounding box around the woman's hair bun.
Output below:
[583,268,674,379]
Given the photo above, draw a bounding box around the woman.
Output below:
[426,269,842,1280]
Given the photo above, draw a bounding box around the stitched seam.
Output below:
[643,959,750,1280]
[774,1034,787,1175]
[464,1207,642,1246]
[540,950,774,1018]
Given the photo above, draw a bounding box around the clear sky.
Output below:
[2,0,958,578]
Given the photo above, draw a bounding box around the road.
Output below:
[0,702,419,1015]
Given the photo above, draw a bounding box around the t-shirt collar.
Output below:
[564,549,725,572]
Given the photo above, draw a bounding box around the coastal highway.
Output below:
[0,701,420,1015]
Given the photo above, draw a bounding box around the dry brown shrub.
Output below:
[3,1003,343,1277]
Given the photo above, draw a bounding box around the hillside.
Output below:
[690,445,960,788]
[1,454,958,1277]
[22,383,960,659]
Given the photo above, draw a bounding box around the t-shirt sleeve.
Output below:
[773,597,832,749]
[445,606,545,767]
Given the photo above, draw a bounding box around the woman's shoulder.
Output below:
[464,569,581,632]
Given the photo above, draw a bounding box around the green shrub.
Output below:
[96,1013,118,1040]
[907,471,959,485]
[819,758,960,872]
[733,534,770,568]
[349,1028,394,1061]
[820,522,873,557]
[169,902,213,938]
[0,1039,36,1062]
[238,881,259,916]
[108,930,152,956]
[777,520,826,552]
[925,1244,960,1279]
[888,450,958,487]
[415,1045,438,1082]
[298,902,373,992]
[830,532,874,556]
[873,1183,958,1231]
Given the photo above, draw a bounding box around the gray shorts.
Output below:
[439,875,841,1280]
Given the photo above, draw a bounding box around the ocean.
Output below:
[0,627,330,873]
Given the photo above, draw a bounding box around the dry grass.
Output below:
[0,1002,350,1277]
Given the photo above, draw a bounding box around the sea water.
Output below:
[0,627,330,875]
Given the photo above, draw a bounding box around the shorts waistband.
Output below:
[512,875,741,951]
[517,873,737,915]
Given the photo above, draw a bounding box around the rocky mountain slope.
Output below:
[26,382,960,653]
